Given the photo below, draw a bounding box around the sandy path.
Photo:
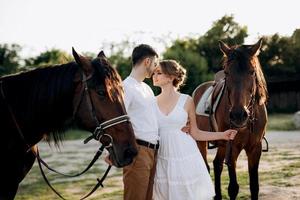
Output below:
[254,131,300,200]
[17,131,300,199]
[205,131,300,200]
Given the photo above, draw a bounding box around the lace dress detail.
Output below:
[153,94,215,200]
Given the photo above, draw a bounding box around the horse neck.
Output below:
[2,63,78,144]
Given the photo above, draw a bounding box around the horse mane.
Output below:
[1,63,79,146]
[252,57,268,105]
[1,55,124,146]
[222,45,268,105]
[93,56,124,103]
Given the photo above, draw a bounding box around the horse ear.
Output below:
[249,38,263,56]
[97,50,106,58]
[72,47,93,74]
[72,47,81,65]
[219,41,231,57]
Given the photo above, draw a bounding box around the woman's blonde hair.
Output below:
[159,60,186,89]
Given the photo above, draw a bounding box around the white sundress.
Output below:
[153,94,215,200]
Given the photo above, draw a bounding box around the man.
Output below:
[106,44,159,200]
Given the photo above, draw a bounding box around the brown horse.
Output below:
[0,49,137,199]
[193,39,268,200]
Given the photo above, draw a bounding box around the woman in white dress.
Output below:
[152,60,237,200]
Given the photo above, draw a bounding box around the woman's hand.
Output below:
[222,129,238,140]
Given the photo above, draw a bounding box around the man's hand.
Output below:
[181,120,190,134]
[104,155,113,166]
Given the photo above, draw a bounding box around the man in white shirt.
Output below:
[122,44,159,200]
[106,44,159,200]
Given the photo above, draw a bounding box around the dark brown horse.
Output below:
[193,39,268,200]
[0,48,137,199]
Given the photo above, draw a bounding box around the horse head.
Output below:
[219,39,267,128]
[72,48,137,167]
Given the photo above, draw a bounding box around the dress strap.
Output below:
[177,94,188,108]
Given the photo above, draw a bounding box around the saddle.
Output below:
[195,70,226,132]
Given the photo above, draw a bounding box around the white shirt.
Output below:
[123,76,159,144]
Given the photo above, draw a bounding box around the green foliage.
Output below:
[103,40,135,81]
[162,15,248,94]
[197,15,248,72]
[267,113,296,131]
[260,29,300,77]
[0,43,21,76]
[109,51,131,80]
[24,49,73,69]
[163,39,212,94]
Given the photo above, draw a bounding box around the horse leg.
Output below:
[0,182,19,200]
[227,147,242,200]
[246,143,262,200]
[0,148,36,200]
[0,163,20,200]
[213,146,226,200]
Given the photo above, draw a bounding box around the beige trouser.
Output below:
[123,144,157,200]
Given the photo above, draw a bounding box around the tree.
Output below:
[260,31,300,77]
[0,44,21,76]
[100,40,134,80]
[163,39,211,95]
[109,50,131,80]
[197,15,248,72]
[289,29,300,73]
[24,49,72,68]
[291,29,300,46]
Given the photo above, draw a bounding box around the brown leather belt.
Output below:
[136,139,159,150]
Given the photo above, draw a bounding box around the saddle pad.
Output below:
[195,80,225,117]
[195,86,214,116]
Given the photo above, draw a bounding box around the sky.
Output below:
[0,0,299,58]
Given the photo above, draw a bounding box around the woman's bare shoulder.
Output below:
[182,94,194,110]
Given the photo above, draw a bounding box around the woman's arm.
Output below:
[185,96,237,141]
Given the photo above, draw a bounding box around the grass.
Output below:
[267,113,297,131]
[207,146,300,199]
[63,129,90,140]
[14,113,300,199]
[15,140,300,200]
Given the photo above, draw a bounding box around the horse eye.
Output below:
[224,71,229,75]
[96,88,106,96]
[249,71,255,76]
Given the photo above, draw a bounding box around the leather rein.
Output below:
[0,70,130,199]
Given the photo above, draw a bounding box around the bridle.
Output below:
[0,68,131,199]
[73,69,130,145]
[225,76,257,131]
[223,69,268,167]
[223,69,257,167]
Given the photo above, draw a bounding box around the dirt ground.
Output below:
[250,131,300,200]
[16,131,300,200]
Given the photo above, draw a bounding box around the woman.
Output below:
[152,60,237,200]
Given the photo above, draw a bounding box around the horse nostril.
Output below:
[229,111,234,120]
[242,110,248,120]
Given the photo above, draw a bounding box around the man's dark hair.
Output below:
[131,44,158,66]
